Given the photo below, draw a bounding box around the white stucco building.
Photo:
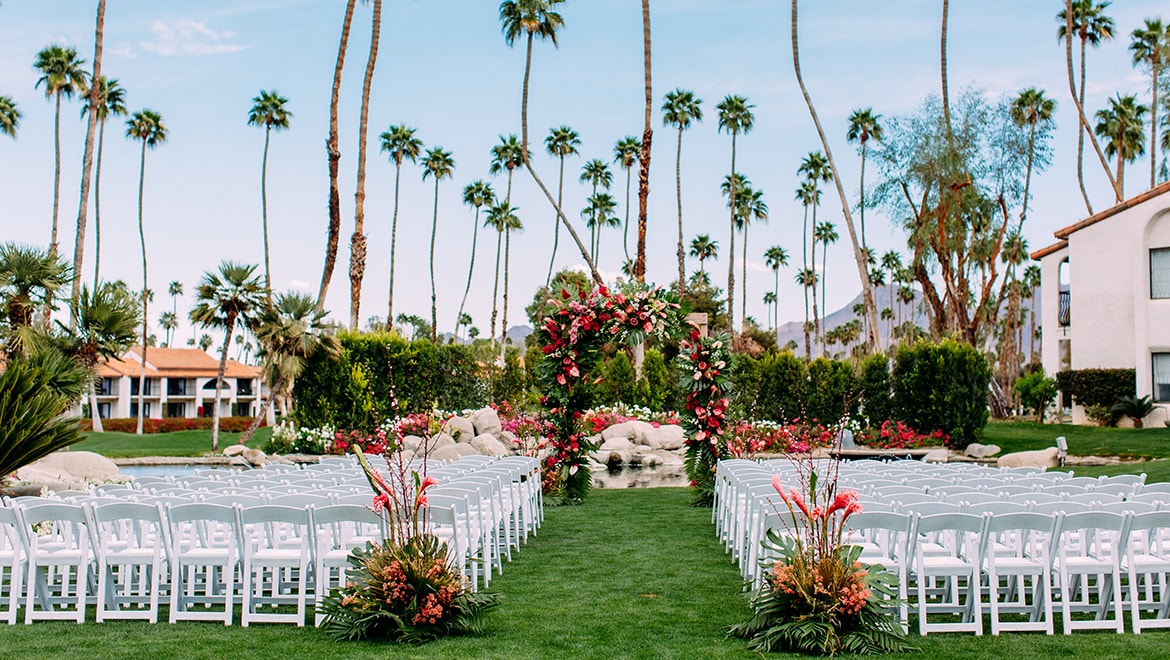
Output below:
[1033,181,1170,426]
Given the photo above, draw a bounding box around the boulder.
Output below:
[242,448,269,467]
[471,433,509,458]
[964,443,1001,459]
[15,450,123,491]
[629,447,651,465]
[599,437,635,453]
[498,430,519,448]
[468,407,503,437]
[644,425,686,450]
[649,450,685,467]
[997,447,1060,470]
[452,443,480,458]
[401,435,422,452]
[429,433,456,449]
[223,444,249,457]
[597,449,631,466]
[601,421,640,441]
[428,445,463,463]
[922,449,950,463]
[641,452,662,468]
[442,416,476,442]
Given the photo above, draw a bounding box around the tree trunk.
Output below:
[489,232,501,350]
[635,0,652,287]
[456,205,481,339]
[773,270,780,348]
[429,177,439,343]
[792,0,881,353]
[240,371,283,445]
[349,0,381,330]
[71,0,105,324]
[546,155,565,286]
[821,233,828,354]
[623,166,632,262]
[726,133,737,334]
[1076,36,1093,215]
[675,126,686,295]
[940,0,951,135]
[387,159,402,322]
[317,0,357,314]
[50,92,61,263]
[1020,122,1036,227]
[810,206,819,351]
[89,380,103,434]
[1151,61,1159,190]
[500,230,512,363]
[136,140,148,436]
[859,139,868,253]
[211,312,237,452]
[93,119,106,287]
[741,222,748,334]
[261,125,272,297]
[1063,1,1122,204]
[802,205,810,360]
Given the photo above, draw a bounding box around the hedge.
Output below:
[80,417,261,434]
[891,339,991,448]
[1054,368,1135,410]
[731,352,859,425]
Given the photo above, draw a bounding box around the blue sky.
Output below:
[0,0,1164,345]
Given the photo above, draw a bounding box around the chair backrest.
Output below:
[985,511,1056,535]
[238,504,311,527]
[915,512,986,535]
[167,502,238,525]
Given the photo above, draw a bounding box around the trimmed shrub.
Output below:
[80,417,262,434]
[1054,368,1136,411]
[596,351,636,406]
[891,339,990,448]
[633,348,678,411]
[730,352,857,425]
[858,354,893,427]
[803,358,858,425]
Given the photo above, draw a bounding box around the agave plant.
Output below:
[1111,395,1156,429]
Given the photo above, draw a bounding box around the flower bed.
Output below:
[81,416,261,434]
[856,420,949,450]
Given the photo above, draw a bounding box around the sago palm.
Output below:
[544,125,580,284]
[456,180,495,341]
[33,44,87,261]
[61,281,140,432]
[662,88,703,294]
[715,94,754,333]
[379,124,423,322]
[80,76,127,286]
[421,146,456,343]
[247,89,292,297]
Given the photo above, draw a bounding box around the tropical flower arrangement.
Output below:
[730,455,913,656]
[316,446,499,643]
[677,330,733,505]
[856,420,949,451]
[535,283,684,504]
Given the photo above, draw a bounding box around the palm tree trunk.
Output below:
[727,133,737,334]
[240,371,283,445]
[93,119,106,287]
[500,230,511,362]
[810,209,819,352]
[821,236,828,353]
[457,206,481,339]
[622,167,632,261]
[1063,1,1122,204]
[349,0,381,331]
[136,140,148,436]
[89,381,103,434]
[1076,36,1093,215]
[940,0,951,134]
[490,232,501,350]
[261,125,272,297]
[1118,151,1125,201]
[802,206,810,360]
[1151,63,1159,190]
[1020,122,1036,227]
[429,177,439,343]
[792,0,881,354]
[71,0,105,324]
[317,0,357,314]
[859,140,868,253]
[387,159,402,322]
[740,222,748,334]
[635,0,652,287]
[211,313,237,452]
[50,92,61,263]
[773,270,780,348]
[675,125,686,294]
[518,31,601,286]
[546,155,565,286]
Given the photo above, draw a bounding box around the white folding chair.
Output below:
[912,512,987,635]
[847,511,917,629]
[167,503,242,625]
[1052,511,1129,634]
[0,507,27,625]
[311,504,385,625]
[238,505,312,626]
[19,502,91,623]
[89,501,168,622]
[1124,511,1170,633]
[981,512,1057,635]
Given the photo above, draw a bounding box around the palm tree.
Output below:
[613,136,641,261]
[1095,93,1148,199]
[815,220,838,351]
[762,291,777,332]
[33,44,87,261]
[457,313,473,342]
[241,292,341,443]
[247,89,292,298]
[846,108,883,253]
[125,108,166,435]
[0,95,19,138]
[485,201,522,360]
[1130,18,1168,190]
[198,334,213,352]
[456,180,495,341]
[579,158,613,261]
[80,76,126,286]
[735,186,768,334]
[70,0,106,317]
[168,280,182,316]
[348,0,384,331]
[798,152,831,348]
[189,262,265,451]
[715,94,754,334]
[1059,0,1117,212]
[794,180,819,359]
[764,245,789,347]
[634,0,653,288]
[0,243,71,357]
[421,146,455,343]
[880,250,903,336]
[582,192,619,264]
[379,124,423,322]
[490,134,528,205]
[158,311,177,346]
[62,280,139,433]
[1010,88,1057,226]
[319,0,359,313]
[662,89,703,294]
[794,267,818,356]
[544,125,580,284]
[690,234,718,277]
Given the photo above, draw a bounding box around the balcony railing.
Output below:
[1058,291,1071,327]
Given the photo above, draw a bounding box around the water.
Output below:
[118,465,246,479]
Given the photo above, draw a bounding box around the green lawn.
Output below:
[3,488,1169,659]
[982,421,1170,459]
[72,427,272,458]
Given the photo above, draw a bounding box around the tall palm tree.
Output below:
[247,89,292,298]
[613,136,641,261]
[845,108,882,253]
[1130,18,1168,190]
[70,0,106,319]
[500,0,600,285]
[379,124,423,322]
[62,280,139,434]
[794,180,819,359]
[33,44,87,262]
[715,94,754,334]
[457,313,473,342]
[940,0,951,134]
[1094,93,1148,199]
[735,186,768,334]
[764,245,789,347]
[485,201,521,360]
[456,180,495,340]
[544,125,580,285]
[762,291,777,333]
[798,152,831,347]
[348,0,383,331]
[80,76,126,287]
[690,234,717,277]
[635,0,653,287]
[319,0,359,314]
[0,243,70,358]
[582,192,619,264]
[190,262,265,451]
[125,108,166,435]
[815,220,838,351]
[0,95,19,138]
[880,250,903,336]
[490,134,528,204]
[241,291,341,442]
[579,158,613,261]
[794,267,817,356]
[168,280,182,317]
[158,311,176,346]
[1059,0,1118,211]
[1010,88,1056,227]
[421,146,455,343]
[662,88,703,294]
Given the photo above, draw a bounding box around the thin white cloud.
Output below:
[108,43,137,60]
[289,279,312,292]
[138,20,248,57]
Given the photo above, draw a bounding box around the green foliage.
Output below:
[490,346,530,407]
[891,339,991,448]
[858,354,893,427]
[1014,370,1058,422]
[731,351,857,425]
[633,348,677,410]
[525,268,592,338]
[803,358,857,425]
[1055,368,1136,412]
[0,353,87,483]
[596,350,635,406]
[1112,395,1156,427]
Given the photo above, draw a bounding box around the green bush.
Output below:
[633,348,678,411]
[1014,370,1058,423]
[596,350,636,406]
[859,354,893,427]
[1054,368,1136,411]
[730,352,857,424]
[891,339,991,448]
[803,358,858,425]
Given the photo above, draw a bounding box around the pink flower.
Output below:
[771,475,789,502]
[372,493,390,512]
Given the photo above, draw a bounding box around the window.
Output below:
[1153,248,1170,299]
[129,378,153,396]
[166,402,186,418]
[129,402,151,418]
[237,378,253,396]
[167,378,188,396]
[1155,353,1170,403]
[98,378,114,396]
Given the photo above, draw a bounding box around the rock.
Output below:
[223,444,249,457]
[498,430,518,448]
[600,421,639,441]
[599,437,635,452]
[429,433,456,449]
[597,450,631,466]
[242,448,269,467]
[452,443,479,457]
[471,433,509,458]
[629,447,651,465]
[1066,455,1119,466]
[644,425,686,450]
[836,429,856,449]
[442,416,476,442]
[649,450,685,467]
[468,407,503,437]
[642,452,662,467]
[15,450,123,491]
[922,449,950,463]
[428,445,463,463]
[997,447,1060,470]
[964,443,1001,459]
[401,435,422,452]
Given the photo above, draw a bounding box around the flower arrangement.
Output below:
[856,420,949,451]
[677,330,733,505]
[730,454,913,656]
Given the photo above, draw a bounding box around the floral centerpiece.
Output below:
[676,330,733,505]
[730,453,913,655]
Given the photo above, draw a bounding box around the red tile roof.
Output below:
[96,347,260,380]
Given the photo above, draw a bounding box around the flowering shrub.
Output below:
[677,330,733,505]
[582,404,679,433]
[724,420,825,457]
[329,429,393,456]
[262,421,333,455]
[730,454,913,655]
[856,420,949,450]
[397,412,437,438]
